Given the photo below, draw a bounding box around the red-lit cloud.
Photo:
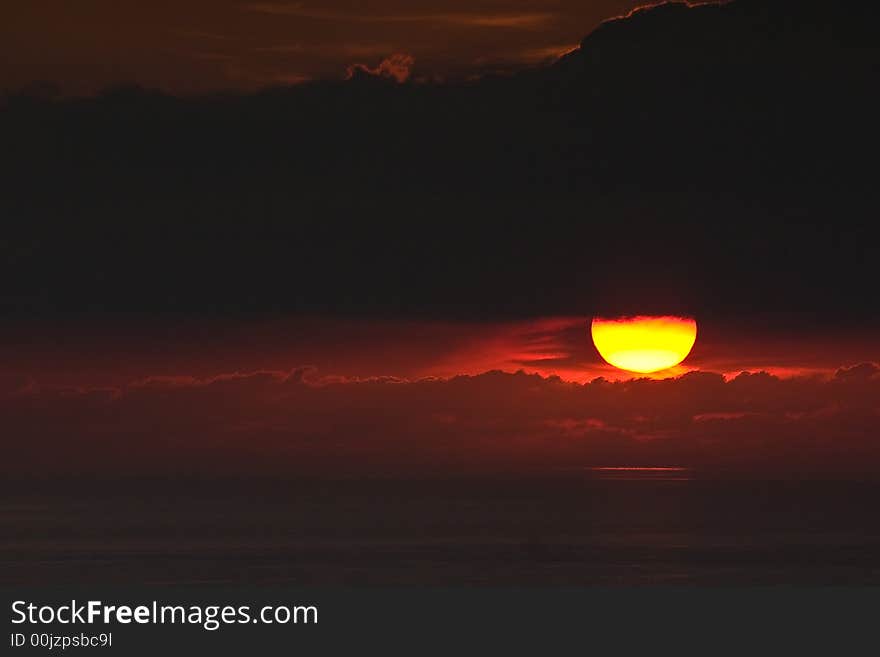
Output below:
[242,5,556,28]
[4,358,878,478]
[3,314,877,478]
[347,53,415,82]
[1,0,647,94]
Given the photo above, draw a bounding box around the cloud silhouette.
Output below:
[2,1,878,319]
[4,364,878,478]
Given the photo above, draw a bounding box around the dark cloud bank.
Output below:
[1,0,879,321]
[4,363,878,477]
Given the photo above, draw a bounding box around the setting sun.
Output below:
[591,316,697,374]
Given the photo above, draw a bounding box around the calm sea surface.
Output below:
[3,472,880,585]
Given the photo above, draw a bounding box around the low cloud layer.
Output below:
[4,363,878,478]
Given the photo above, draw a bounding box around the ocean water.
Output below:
[2,472,880,586]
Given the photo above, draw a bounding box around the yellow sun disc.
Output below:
[590,315,697,374]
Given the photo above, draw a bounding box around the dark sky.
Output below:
[2,0,645,94]
[3,1,879,323]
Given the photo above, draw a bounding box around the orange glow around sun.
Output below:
[591,315,697,374]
